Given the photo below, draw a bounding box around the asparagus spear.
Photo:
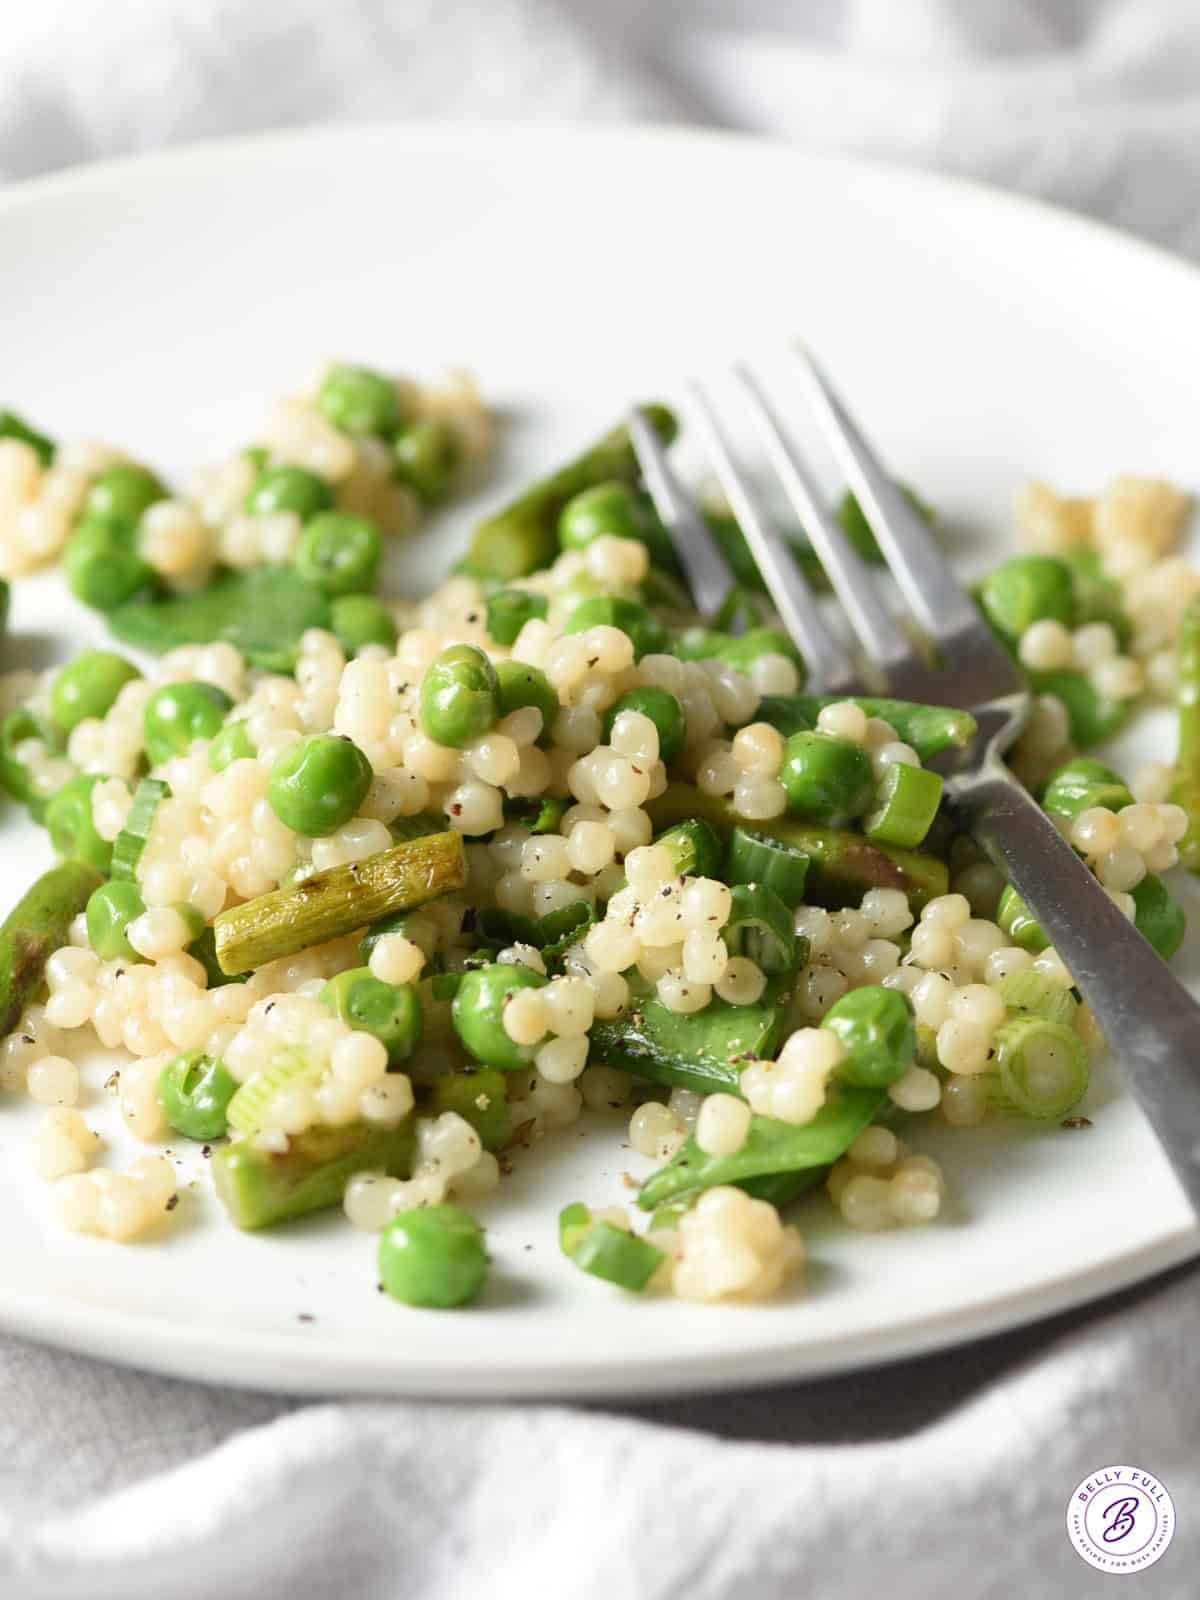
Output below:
[213,831,467,975]
[1172,596,1200,872]
[637,1087,887,1211]
[646,783,948,908]
[459,404,678,580]
[212,1117,416,1229]
[0,860,104,1038]
[757,695,976,759]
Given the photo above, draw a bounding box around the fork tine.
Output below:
[627,408,733,618]
[686,380,858,694]
[790,347,980,641]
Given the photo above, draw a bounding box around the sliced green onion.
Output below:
[226,1046,324,1137]
[722,882,797,975]
[725,827,810,907]
[863,763,943,849]
[653,817,724,879]
[996,884,1049,952]
[1040,757,1133,820]
[558,1202,664,1292]
[986,1016,1089,1119]
[995,970,1078,1026]
[111,777,170,881]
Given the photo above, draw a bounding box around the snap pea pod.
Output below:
[646,783,948,909]
[459,405,678,580]
[108,565,334,673]
[0,860,104,1039]
[757,696,976,760]
[1130,873,1187,961]
[648,1168,826,1232]
[212,1117,416,1230]
[1172,595,1200,872]
[213,831,467,975]
[588,976,796,1096]
[637,1087,887,1212]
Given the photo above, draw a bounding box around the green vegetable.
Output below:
[245,464,333,520]
[758,695,976,760]
[725,827,810,907]
[563,596,666,660]
[0,708,60,817]
[208,719,256,771]
[647,782,948,909]
[494,659,558,734]
[426,1068,511,1150]
[995,970,1078,1026]
[0,579,8,637]
[213,1117,416,1230]
[485,588,548,647]
[837,482,933,561]
[1028,669,1126,750]
[722,883,797,975]
[502,794,568,836]
[780,732,874,827]
[320,967,422,1065]
[538,899,596,965]
[392,419,461,501]
[226,1046,325,1137]
[331,594,398,655]
[984,1016,1088,1119]
[0,408,55,466]
[821,985,916,1087]
[1063,549,1132,647]
[588,977,794,1097]
[85,880,146,961]
[653,818,724,880]
[267,733,373,836]
[108,565,334,673]
[45,774,112,873]
[50,651,140,734]
[158,1051,238,1141]
[559,481,654,550]
[65,518,159,611]
[111,777,169,880]
[186,925,248,990]
[979,555,1076,647]
[637,1087,886,1211]
[213,830,466,975]
[420,644,500,747]
[1131,873,1186,961]
[317,363,401,436]
[1041,757,1133,820]
[83,464,166,528]
[603,687,686,764]
[294,512,381,596]
[452,962,548,1071]
[558,1202,663,1292]
[713,628,804,677]
[1172,596,1200,872]
[460,404,677,580]
[863,762,943,848]
[0,860,104,1038]
[996,884,1049,952]
[143,680,234,766]
[378,1204,488,1308]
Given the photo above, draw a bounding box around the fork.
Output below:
[629,351,1200,1217]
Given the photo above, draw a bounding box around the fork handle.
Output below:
[950,760,1200,1215]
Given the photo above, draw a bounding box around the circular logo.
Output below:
[1066,1465,1175,1574]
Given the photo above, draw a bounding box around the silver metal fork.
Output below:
[629,351,1200,1217]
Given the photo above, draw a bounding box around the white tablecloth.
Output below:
[2,4,1198,1596]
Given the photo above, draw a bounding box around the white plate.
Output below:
[0,124,1197,1399]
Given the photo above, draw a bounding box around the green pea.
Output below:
[331,594,398,655]
[563,596,667,660]
[559,482,654,550]
[267,733,373,836]
[317,363,401,436]
[245,464,333,520]
[419,644,499,748]
[821,985,916,1087]
[603,687,686,764]
[158,1051,238,1141]
[378,1204,488,1308]
[295,512,382,596]
[392,419,461,501]
[452,962,548,1071]
[485,588,548,647]
[494,659,558,738]
[980,555,1076,647]
[143,681,234,767]
[64,519,159,611]
[83,464,166,528]
[86,879,147,961]
[320,967,422,1065]
[208,719,256,772]
[51,651,141,734]
[45,774,112,873]
[779,732,874,826]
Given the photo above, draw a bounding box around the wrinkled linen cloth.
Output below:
[2,3,1199,1597]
